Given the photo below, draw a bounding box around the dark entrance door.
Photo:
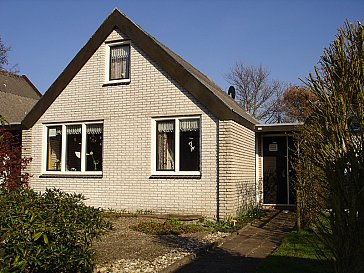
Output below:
[263,136,288,204]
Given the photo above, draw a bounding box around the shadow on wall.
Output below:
[237,179,258,212]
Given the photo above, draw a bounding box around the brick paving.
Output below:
[173,210,296,273]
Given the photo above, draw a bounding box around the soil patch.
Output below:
[93,215,212,264]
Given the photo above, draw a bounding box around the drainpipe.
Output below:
[216,120,220,221]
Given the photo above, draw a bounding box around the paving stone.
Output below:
[171,210,295,273]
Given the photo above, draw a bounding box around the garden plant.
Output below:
[0,188,112,273]
[294,21,364,273]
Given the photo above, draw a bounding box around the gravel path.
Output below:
[93,215,229,273]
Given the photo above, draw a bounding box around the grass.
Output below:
[257,230,334,273]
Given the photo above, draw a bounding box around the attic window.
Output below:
[105,41,130,84]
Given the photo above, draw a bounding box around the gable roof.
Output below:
[0,70,41,125]
[22,9,258,130]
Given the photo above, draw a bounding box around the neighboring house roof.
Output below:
[0,70,41,126]
[22,9,258,130]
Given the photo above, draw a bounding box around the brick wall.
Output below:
[27,29,220,218]
[218,120,256,218]
[256,135,264,205]
[22,128,32,176]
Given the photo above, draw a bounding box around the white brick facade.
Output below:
[27,29,221,218]
[218,120,257,217]
[24,26,260,219]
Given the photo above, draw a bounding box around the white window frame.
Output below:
[105,40,131,84]
[151,116,201,176]
[42,121,103,175]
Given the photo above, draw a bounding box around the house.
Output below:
[0,70,41,137]
[21,9,297,219]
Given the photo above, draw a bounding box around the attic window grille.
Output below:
[109,44,130,81]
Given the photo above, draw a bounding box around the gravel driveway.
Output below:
[93,215,228,273]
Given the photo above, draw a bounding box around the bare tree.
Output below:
[225,62,285,123]
[0,36,18,73]
[0,36,10,71]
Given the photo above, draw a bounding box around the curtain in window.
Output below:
[86,124,103,134]
[86,124,103,171]
[66,125,82,171]
[66,125,82,135]
[179,119,200,171]
[180,119,200,132]
[47,126,62,171]
[110,45,130,80]
[157,121,174,132]
[156,121,175,170]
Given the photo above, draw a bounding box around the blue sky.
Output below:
[1,0,363,94]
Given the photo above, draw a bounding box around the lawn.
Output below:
[257,230,334,273]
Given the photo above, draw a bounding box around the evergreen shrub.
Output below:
[0,188,111,273]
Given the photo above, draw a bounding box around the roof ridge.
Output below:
[0,71,41,99]
[0,89,39,101]
[0,70,23,79]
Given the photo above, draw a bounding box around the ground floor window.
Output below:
[44,122,103,174]
[47,126,62,171]
[153,117,200,175]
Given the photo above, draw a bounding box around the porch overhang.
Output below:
[255,123,303,134]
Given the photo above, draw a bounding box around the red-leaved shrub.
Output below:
[0,129,31,190]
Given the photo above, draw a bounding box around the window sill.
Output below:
[149,175,201,179]
[40,173,103,179]
[103,79,131,86]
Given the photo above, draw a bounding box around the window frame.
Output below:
[42,121,104,176]
[151,116,201,176]
[105,40,131,85]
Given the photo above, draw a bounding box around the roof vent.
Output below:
[228,85,236,100]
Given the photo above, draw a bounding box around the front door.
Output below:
[263,136,289,204]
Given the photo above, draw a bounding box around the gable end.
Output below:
[22,9,257,130]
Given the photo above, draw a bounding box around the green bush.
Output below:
[203,206,267,233]
[0,188,111,273]
[134,207,267,235]
[132,217,205,235]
